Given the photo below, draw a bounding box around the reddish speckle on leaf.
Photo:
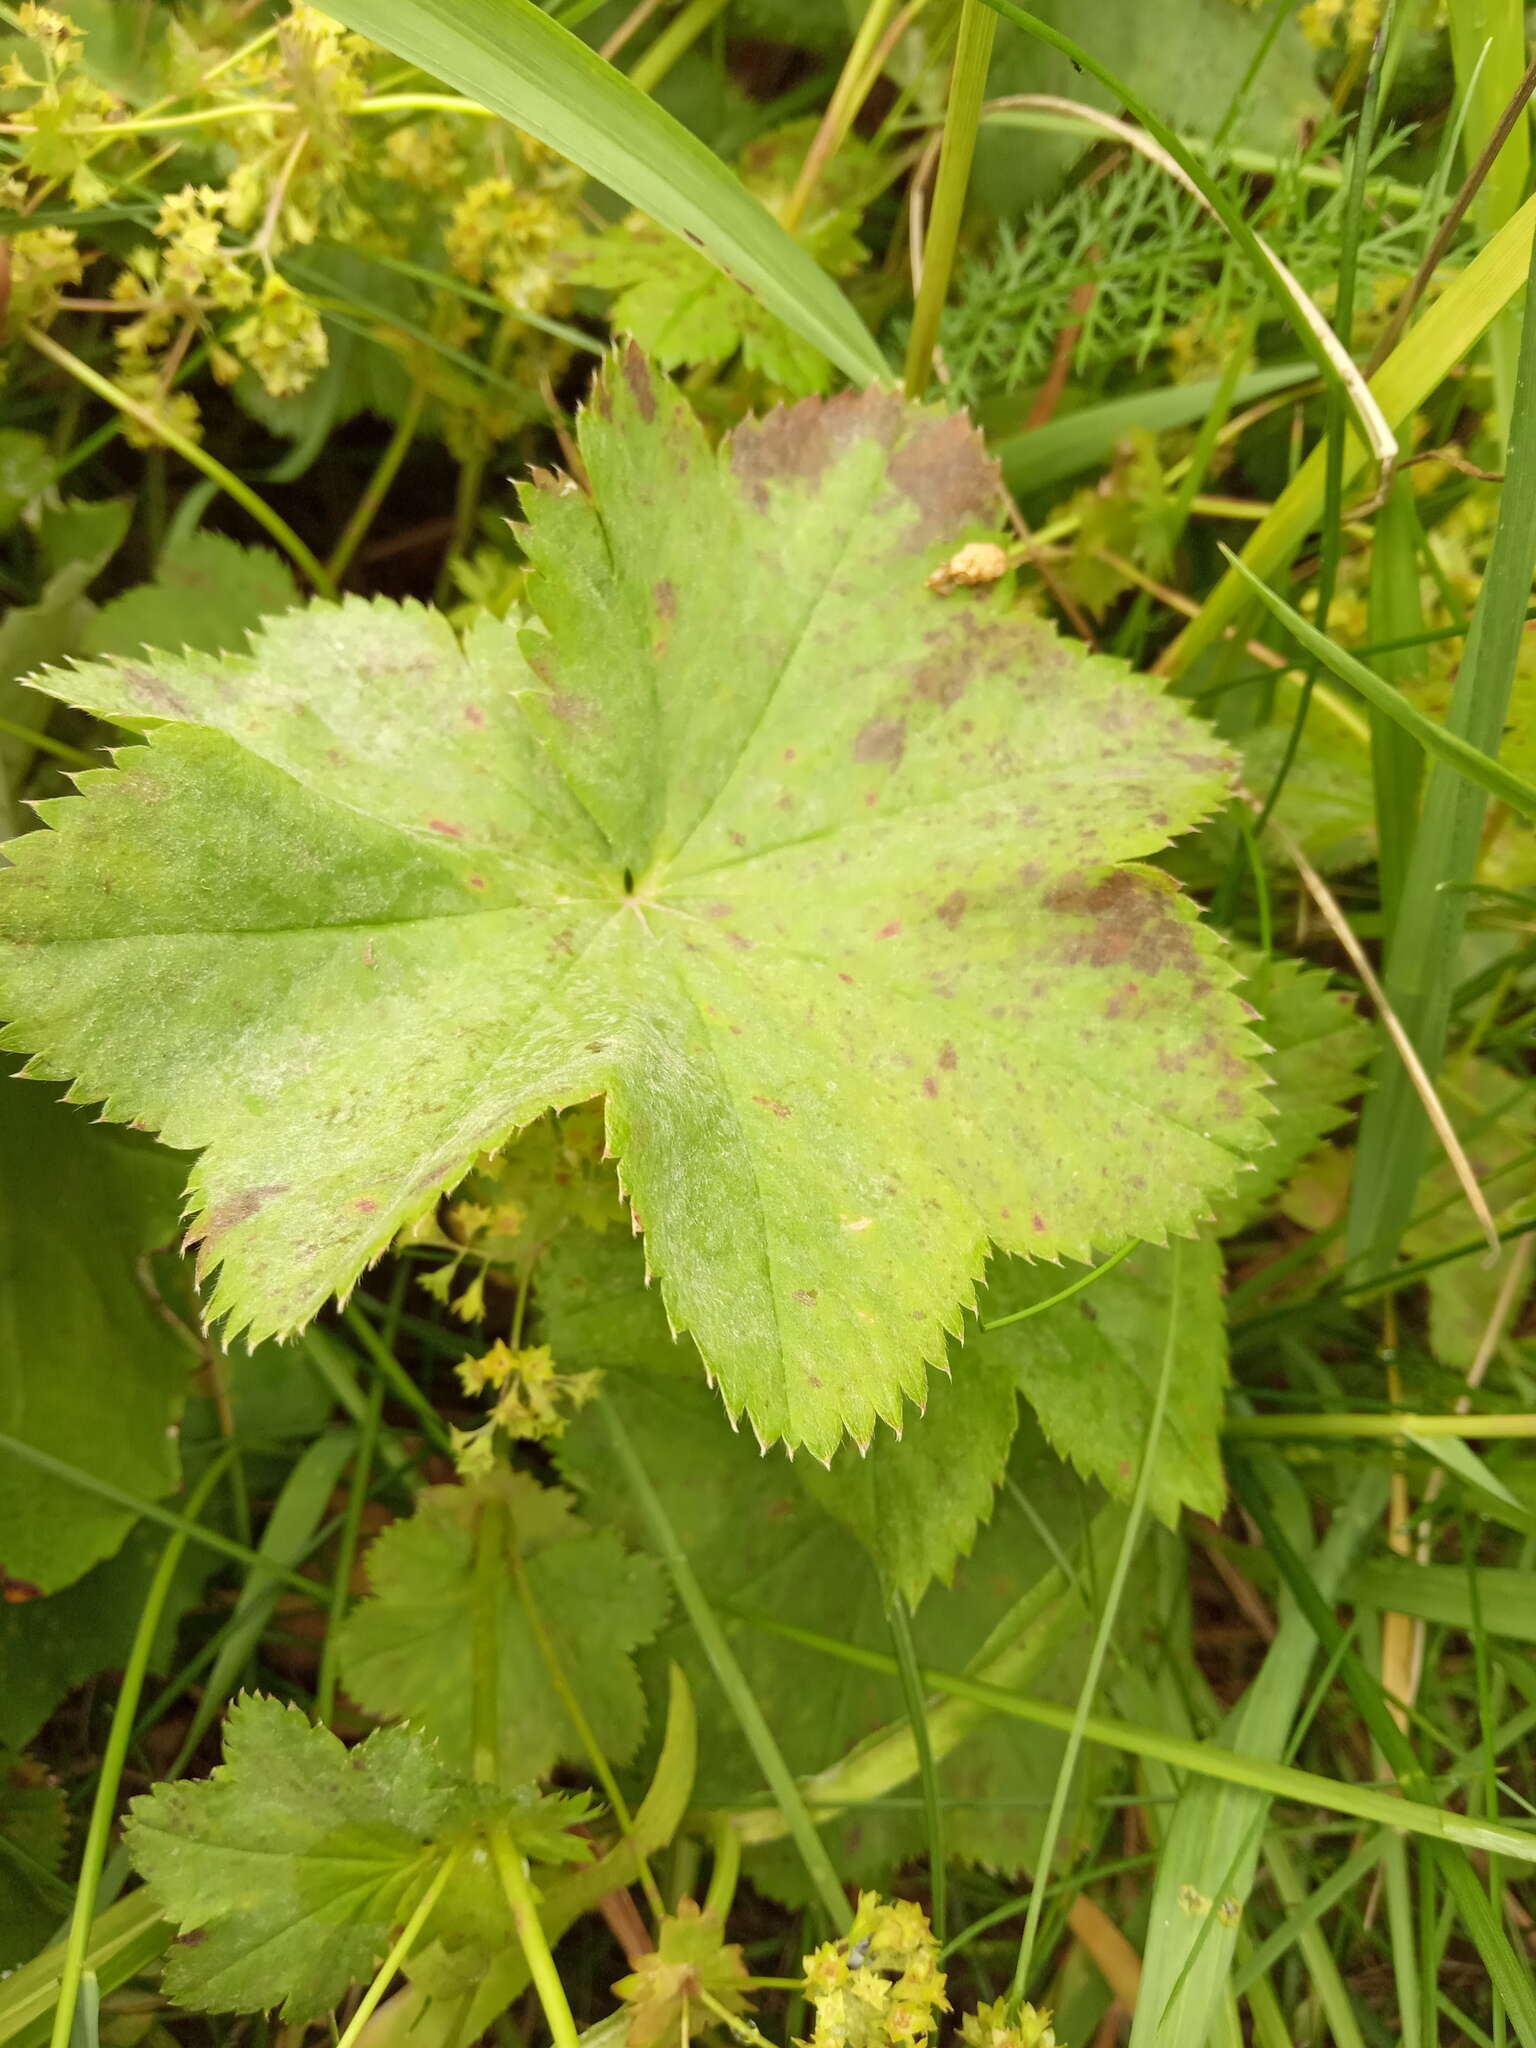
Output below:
[938,1042,957,1071]
[462,705,485,727]
[922,1075,939,1099]
[467,875,487,891]
[1032,1213,1047,1233]
[428,818,464,839]
[783,746,797,761]
[877,920,902,939]
[725,930,753,952]
[752,1094,792,1118]
[356,1199,378,1213]
[838,972,854,985]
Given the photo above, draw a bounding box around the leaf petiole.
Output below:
[490,1827,581,2048]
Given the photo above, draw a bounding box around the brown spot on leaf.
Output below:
[1045,870,1198,976]
[752,1094,792,1118]
[794,1289,818,1305]
[877,920,902,939]
[936,890,967,929]
[192,1184,289,1248]
[463,704,485,727]
[654,577,677,619]
[467,875,487,891]
[938,1042,957,1071]
[853,717,905,767]
[429,818,464,839]
[922,1075,938,1098]
[119,666,197,721]
[1032,1213,1047,1233]
[623,343,656,422]
[886,413,1000,543]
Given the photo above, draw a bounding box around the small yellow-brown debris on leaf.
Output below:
[927,542,1009,596]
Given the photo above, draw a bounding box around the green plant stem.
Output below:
[334,1847,464,2048]
[627,0,732,95]
[342,1303,456,1453]
[736,1610,1536,1863]
[783,0,903,233]
[904,0,996,398]
[704,1812,741,1923]
[0,717,94,769]
[887,1594,944,1942]
[506,1510,665,1920]
[600,1403,851,1930]
[473,1491,507,1789]
[490,1827,581,2048]
[316,1381,383,1726]
[47,1452,232,2048]
[980,1238,1136,1330]
[23,325,336,599]
[1226,1410,1536,1440]
[326,382,426,585]
[0,1431,317,1595]
[1010,1242,1181,2007]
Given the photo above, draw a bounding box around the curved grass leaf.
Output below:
[0,355,1266,1457]
[319,0,889,390]
[1224,549,1536,820]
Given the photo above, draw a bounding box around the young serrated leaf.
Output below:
[126,1695,479,2021]
[1210,950,1371,1235]
[0,351,1264,1457]
[82,532,297,664]
[0,1062,193,1593]
[980,1237,1228,1525]
[540,1225,1016,1605]
[337,1469,669,1785]
[554,1366,1109,1877]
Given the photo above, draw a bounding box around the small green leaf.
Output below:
[0,1066,192,1593]
[0,355,1265,1457]
[337,1470,670,1784]
[82,534,297,665]
[799,1346,1020,1611]
[981,1237,1228,1524]
[1213,950,1373,1234]
[126,1695,477,2021]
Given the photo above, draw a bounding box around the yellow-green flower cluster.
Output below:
[960,1998,1062,2048]
[802,1895,949,2048]
[454,1339,602,1456]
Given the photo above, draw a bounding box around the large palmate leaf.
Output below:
[0,352,1264,1456]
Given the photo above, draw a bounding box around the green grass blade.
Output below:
[1128,1464,1387,2047]
[318,0,889,388]
[47,1454,232,2048]
[887,1594,946,1942]
[1223,549,1536,819]
[736,1606,1536,1863]
[1232,1456,1536,2048]
[1167,190,1536,675]
[1366,478,1428,938]
[600,1402,851,1930]
[1447,0,1530,440]
[1348,220,1536,1271]
[1347,1563,1536,1643]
